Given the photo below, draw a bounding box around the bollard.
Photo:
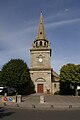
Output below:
[17,95,22,103]
[51,105,54,108]
[69,105,72,108]
[16,103,19,107]
[32,104,35,108]
[4,102,7,106]
[40,95,45,104]
[4,93,7,96]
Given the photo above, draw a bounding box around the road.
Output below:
[0,107,80,120]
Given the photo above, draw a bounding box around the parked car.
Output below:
[0,86,4,94]
[0,86,16,96]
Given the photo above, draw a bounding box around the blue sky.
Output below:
[0,0,80,73]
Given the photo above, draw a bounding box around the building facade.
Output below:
[30,13,59,94]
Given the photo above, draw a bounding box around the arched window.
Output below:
[40,41,42,46]
[44,41,46,46]
[36,41,38,47]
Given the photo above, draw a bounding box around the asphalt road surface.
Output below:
[0,107,80,120]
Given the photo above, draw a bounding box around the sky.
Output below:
[0,0,80,73]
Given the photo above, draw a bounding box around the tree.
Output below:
[1,59,31,94]
[77,65,80,82]
[60,63,80,95]
[0,70,2,85]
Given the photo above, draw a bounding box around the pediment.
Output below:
[35,78,46,82]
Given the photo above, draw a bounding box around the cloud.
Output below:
[52,52,80,74]
[0,24,37,51]
[0,23,37,68]
[0,47,30,68]
[46,18,80,29]
[64,8,70,12]
[51,58,68,74]
[0,10,80,73]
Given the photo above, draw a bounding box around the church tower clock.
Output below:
[30,13,52,93]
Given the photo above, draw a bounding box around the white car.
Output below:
[0,86,4,94]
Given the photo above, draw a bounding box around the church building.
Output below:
[30,13,60,94]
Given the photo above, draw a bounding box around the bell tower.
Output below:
[30,12,52,93]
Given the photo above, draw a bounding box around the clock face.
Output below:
[39,58,42,62]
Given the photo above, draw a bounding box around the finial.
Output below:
[41,11,43,16]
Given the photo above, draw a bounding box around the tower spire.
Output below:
[36,12,46,39]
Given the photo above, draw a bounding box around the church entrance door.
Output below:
[37,84,44,93]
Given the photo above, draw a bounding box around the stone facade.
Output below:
[30,13,60,94]
[30,70,52,93]
[51,70,60,94]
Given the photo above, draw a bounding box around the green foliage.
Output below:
[54,91,60,95]
[0,70,2,84]
[1,59,31,93]
[60,63,80,95]
[77,65,80,82]
[60,64,78,83]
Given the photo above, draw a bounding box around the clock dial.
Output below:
[39,58,42,62]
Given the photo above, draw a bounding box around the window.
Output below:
[40,32,42,34]
[54,84,56,88]
[36,41,38,47]
[40,41,42,45]
[44,41,46,46]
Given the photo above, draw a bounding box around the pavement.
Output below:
[0,94,80,110]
